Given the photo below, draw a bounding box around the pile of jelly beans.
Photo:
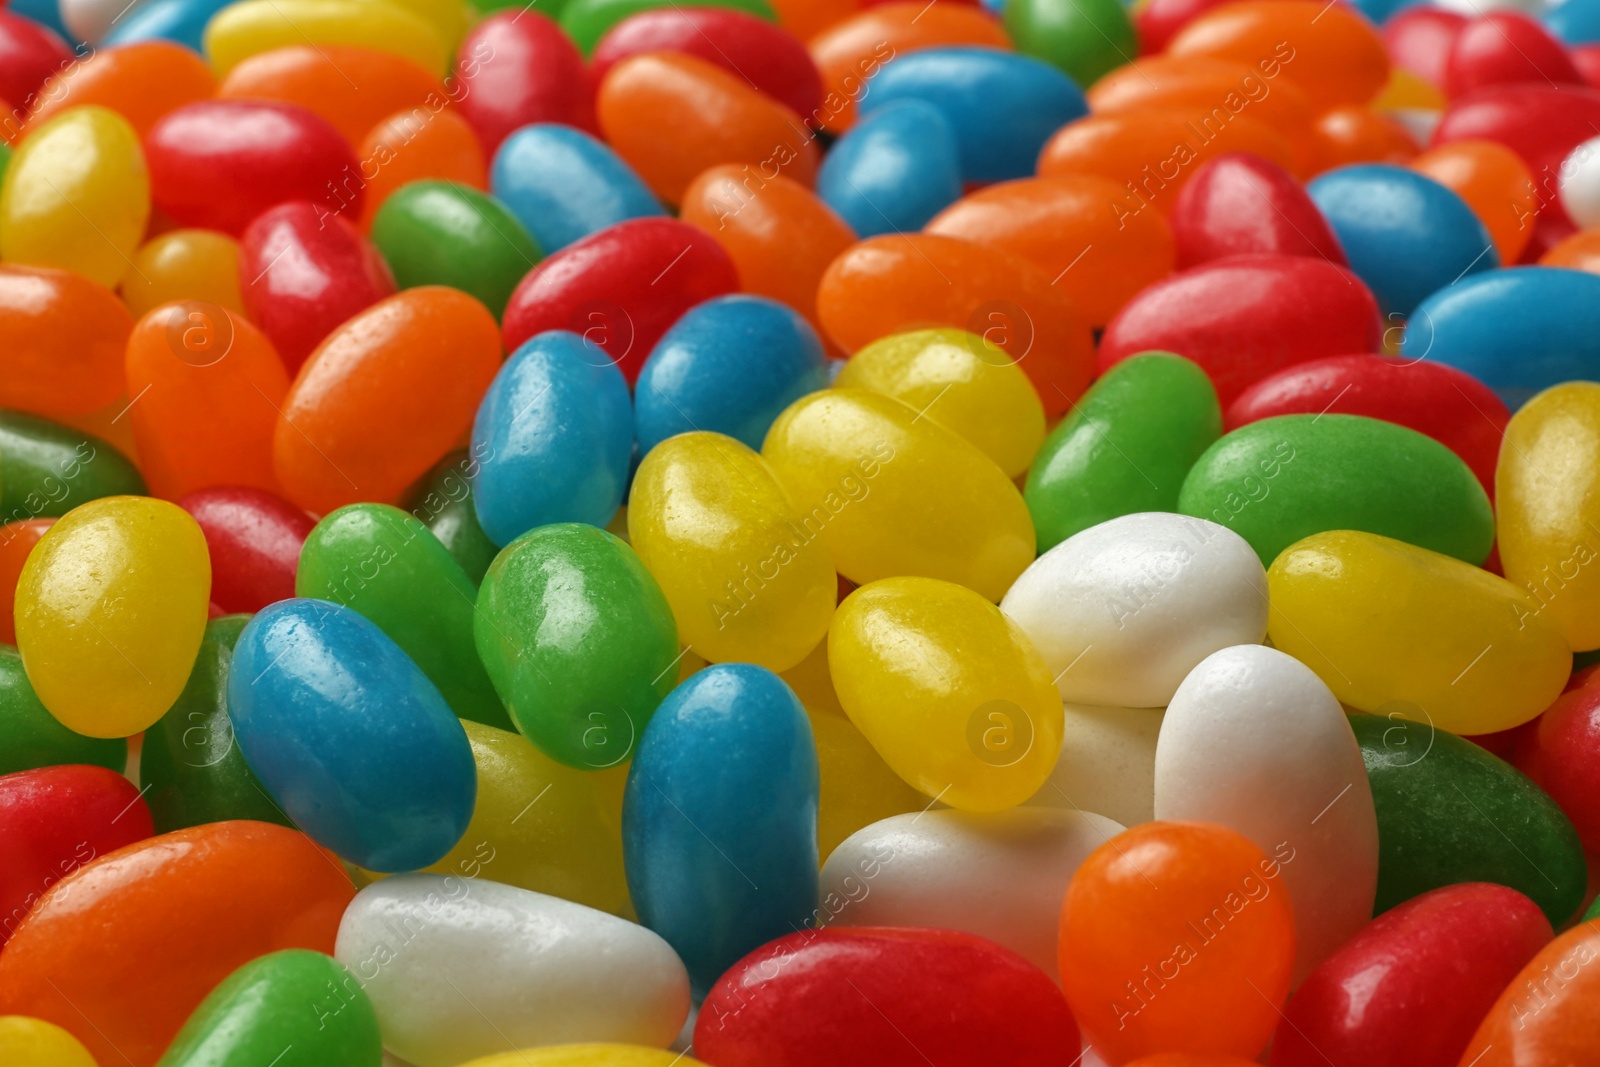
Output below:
[5,0,1600,1062]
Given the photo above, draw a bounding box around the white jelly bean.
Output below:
[1026,702,1163,829]
[1560,135,1600,230]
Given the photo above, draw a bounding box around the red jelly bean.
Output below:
[695,927,1080,1066]
[239,201,397,372]
[1135,0,1234,55]
[1573,43,1600,91]
[1444,13,1582,99]
[1171,152,1346,269]
[1515,678,1600,853]
[0,10,71,114]
[145,100,363,236]
[1445,918,1600,1067]
[501,217,739,383]
[453,11,594,156]
[1432,84,1600,224]
[1098,253,1382,404]
[1271,883,1552,1067]
[1385,7,1467,88]
[179,486,315,613]
[0,765,152,948]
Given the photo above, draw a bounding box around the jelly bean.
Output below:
[597,53,817,205]
[501,218,738,382]
[1025,353,1222,552]
[1170,153,1346,269]
[343,879,686,1064]
[927,175,1176,328]
[64,0,140,43]
[229,599,477,871]
[0,106,148,289]
[359,108,488,229]
[1226,355,1510,498]
[123,229,246,319]
[297,503,510,729]
[0,519,49,646]
[203,0,446,77]
[240,201,396,372]
[1385,7,1467,88]
[420,720,632,917]
[218,45,443,146]
[592,7,822,119]
[0,1016,96,1067]
[768,0,855,38]
[1003,513,1267,708]
[1270,883,1553,1067]
[1519,678,1600,851]
[623,662,818,994]
[1126,1057,1260,1067]
[459,1050,708,1067]
[1004,0,1133,86]
[817,101,961,237]
[155,949,381,1067]
[1548,0,1600,45]
[1433,84,1600,223]
[1180,414,1494,565]
[0,410,144,525]
[0,265,132,417]
[471,334,632,545]
[400,450,499,585]
[1456,918,1600,1066]
[1445,12,1582,98]
[0,821,354,1067]
[453,13,594,156]
[804,693,929,859]
[139,615,293,833]
[563,0,774,54]
[125,304,291,498]
[816,234,1094,416]
[180,487,313,613]
[274,287,503,516]
[698,927,1078,1064]
[371,181,540,318]
[0,11,72,112]
[820,807,1122,979]
[1348,712,1586,925]
[1411,140,1541,269]
[103,0,234,52]
[475,523,678,768]
[1270,532,1571,735]
[146,101,361,236]
[835,328,1043,478]
[1027,702,1163,828]
[17,497,209,738]
[0,763,152,944]
[764,389,1034,599]
[0,644,125,776]
[1157,645,1378,979]
[1310,105,1422,172]
[1561,135,1600,227]
[1401,266,1600,407]
[28,40,215,136]
[678,166,854,334]
[491,125,664,255]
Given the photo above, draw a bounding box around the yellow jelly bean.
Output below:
[457,1046,709,1067]
[834,328,1046,478]
[630,432,835,673]
[1496,381,1600,652]
[763,389,1035,602]
[121,229,245,319]
[0,1016,98,1067]
[387,0,469,54]
[829,576,1063,812]
[419,720,634,919]
[16,497,211,738]
[0,107,150,290]
[204,0,447,77]
[1268,530,1570,736]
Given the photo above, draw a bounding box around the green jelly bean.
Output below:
[1179,413,1494,567]
[296,503,511,731]
[140,616,292,833]
[1587,896,1600,922]
[560,0,775,54]
[475,522,679,769]
[0,644,125,776]
[1004,0,1138,87]
[402,449,499,585]
[0,409,146,525]
[155,949,381,1067]
[370,181,541,318]
[1024,352,1221,553]
[1349,711,1586,926]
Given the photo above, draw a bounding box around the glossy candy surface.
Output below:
[0,646,125,776]
[490,124,664,254]
[371,181,540,318]
[180,487,313,614]
[816,100,961,237]
[1456,918,1600,1065]
[0,265,133,418]
[0,411,144,526]
[123,229,245,320]
[1170,153,1346,269]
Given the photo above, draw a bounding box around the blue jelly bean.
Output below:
[623,663,819,996]
[1403,266,1600,409]
[859,46,1087,184]
[1547,0,1600,45]
[1307,164,1497,317]
[491,124,665,254]
[471,330,634,546]
[817,100,962,237]
[103,0,231,49]
[12,0,74,42]
[1347,0,1422,24]
[226,599,476,873]
[634,295,828,456]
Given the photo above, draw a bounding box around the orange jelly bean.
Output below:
[27,41,216,137]
[1410,140,1538,264]
[0,821,354,1067]
[217,44,446,146]
[357,107,487,229]
[0,265,133,418]
[1455,918,1600,1067]
[125,304,292,500]
[680,164,856,337]
[926,175,1176,328]
[770,0,857,41]
[1059,821,1296,1064]
[816,233,1094,417]
[273,286,503,515]
[1308,105,1419,173]
[597,52,818,206]
[0,518,52,645]
[1541,227,1600,273]
[122,229,246,319]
